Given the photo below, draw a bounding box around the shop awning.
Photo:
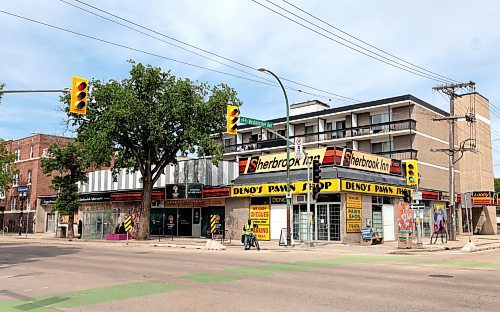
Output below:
[233,165,406,186]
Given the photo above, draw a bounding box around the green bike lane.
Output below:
[2,253,500,311]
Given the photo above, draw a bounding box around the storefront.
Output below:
[228,147,424,244]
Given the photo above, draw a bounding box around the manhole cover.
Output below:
[428,274,454,278]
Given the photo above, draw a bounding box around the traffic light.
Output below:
[402,189,411,203]
[226,105,239,135]
[312,159,321,184]
[70,76,89,115]
[312,184,321,200]
[405,160,419,186]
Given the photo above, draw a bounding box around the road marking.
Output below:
[23,289,32,292]
[183,273,240,283]
[0,275,14,279]
[0,280,186,311]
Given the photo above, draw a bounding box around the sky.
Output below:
[1,0,499,175]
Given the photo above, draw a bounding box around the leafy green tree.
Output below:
[41,142,88,239]
[495,178,500,193]
[0,139,15,195]
[71,61,241,240]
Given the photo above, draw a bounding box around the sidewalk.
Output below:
[2,232,500,254]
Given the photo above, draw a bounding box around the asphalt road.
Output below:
[1,241,500,311]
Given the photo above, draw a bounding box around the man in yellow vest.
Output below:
[243,219,257,250]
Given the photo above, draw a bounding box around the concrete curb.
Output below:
[389,243,500,255]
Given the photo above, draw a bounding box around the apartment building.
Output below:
[220,94,496,243]
[0,134,74,234]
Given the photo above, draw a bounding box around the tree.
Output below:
[41,142,88,239]
[0,139,15,195]
[72,61,241,240]
[495,178,500,193]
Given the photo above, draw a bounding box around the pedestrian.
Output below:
[78,220,83,239]
[119,222,126,234]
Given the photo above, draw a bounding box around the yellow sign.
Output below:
[249,205,270,224]
[254,224,270,241]
[341,180,411,197]
[232,179,340,197]
[346,193,362,208]
[347,221,362,233]
[124,216,132,232]
[243,148,327,174]
[342,149,393,174]
[347,208,362,221]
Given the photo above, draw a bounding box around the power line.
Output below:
[65,0,361,104]
[0,9,355,104]
[251,0,452,84]
[280,0,459,84]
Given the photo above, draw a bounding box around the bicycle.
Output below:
[244,234,260,251]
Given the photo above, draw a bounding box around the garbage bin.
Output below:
[58,226,67,238]
[398,230,413,249]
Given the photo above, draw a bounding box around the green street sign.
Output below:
[240,116,274,129]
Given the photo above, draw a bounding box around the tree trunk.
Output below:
[68,208,75,239]
[137,161,152,240]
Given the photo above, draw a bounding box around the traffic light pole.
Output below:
[0,89,69,94]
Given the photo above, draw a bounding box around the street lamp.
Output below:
[258,67,291,246]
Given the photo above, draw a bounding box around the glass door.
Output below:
[329,203,341,241]
[177,208,192,237]
[317,204,329,240]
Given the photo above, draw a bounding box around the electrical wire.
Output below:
[65,0,361,104]
[0,9,356,104]
[251,0,452,84]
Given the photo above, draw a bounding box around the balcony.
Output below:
[374,149,418,160]
[223,119,416,154]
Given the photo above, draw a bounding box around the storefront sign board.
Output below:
[341,180,411,197]
[249,205,270,224]
[241,148,327,174]
[341,149,401,175]
[346,193,362,208]
[253,224,270,241]
[347,221,362,233]
[231,179,340,197]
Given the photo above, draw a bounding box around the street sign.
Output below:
[410,204,425,210]
[412,191,422,200]
[17,186,29,192]
[124,216,133,232]
[239,116,274,129]
[294,137,303,159]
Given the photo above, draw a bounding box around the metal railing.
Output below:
[224,119,416,153]
[373,149,418,160]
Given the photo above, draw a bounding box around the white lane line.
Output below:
[23,289,33,292]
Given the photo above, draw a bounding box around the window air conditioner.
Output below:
[151,200,161,208]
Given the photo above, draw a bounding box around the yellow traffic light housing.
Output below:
[70,76,88,115]
[405,160,419,186]
[226,105,239,135]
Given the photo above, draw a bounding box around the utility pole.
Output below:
[432,81,476,241]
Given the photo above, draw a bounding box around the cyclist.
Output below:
[243,219,258,250]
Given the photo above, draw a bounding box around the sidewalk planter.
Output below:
[105,234,128,240]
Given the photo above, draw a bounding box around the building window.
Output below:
[372,197,383,236]
[372,141,393,154]
[12,172,19,186]
[224,138,236,147]
[15,148,21,161]
[327,120,346,139]
[11,197,17,210]
[27,170,32,185]
[371,113,391,133]
[305,125,316,143]
[30,145,34,158]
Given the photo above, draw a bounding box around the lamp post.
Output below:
[258,67,291,246]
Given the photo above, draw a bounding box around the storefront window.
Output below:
[251,197,269,205]
[372,196,383,236]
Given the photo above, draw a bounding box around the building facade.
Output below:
[219,94,497,242]
[0,134,74,234]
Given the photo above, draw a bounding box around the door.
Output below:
[317,204,328,241]
[270,204,286,240]
[178,208,192,236]
[192,208,201,237]
[329,204,341,241]
[382,204,395,241]
[46,213,56,233]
